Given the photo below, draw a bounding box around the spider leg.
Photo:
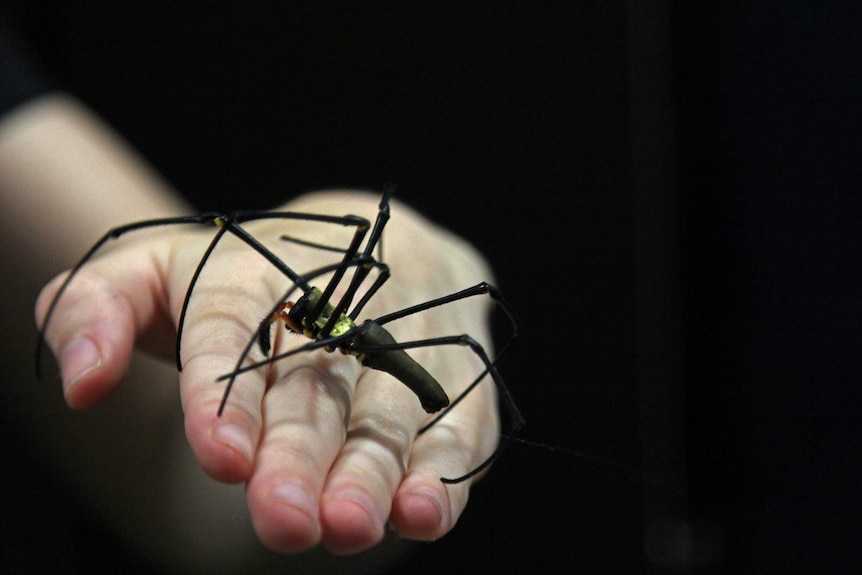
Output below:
[312,185,393,338]
[278,234,355,254]
[347,263,390,321]
[35,214,220,378]
[347,332,523,484]
[218,331,351,382]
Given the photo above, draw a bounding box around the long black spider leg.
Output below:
[374,283,523,410]
[174,210,372,370]
[217,330,355,382]
[314,185,393,338]
[35,214,221,379]
[374,282,523,336]
[305,218,372,331]
[217,209,375,294]
[276,199,392,324]
[278,234,352,254]
[347,263,390,321]
[173,222,231,371]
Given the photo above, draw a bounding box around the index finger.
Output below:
[175,252,283,484]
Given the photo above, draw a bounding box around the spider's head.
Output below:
[281,287,325,339]
[278,302,302,334]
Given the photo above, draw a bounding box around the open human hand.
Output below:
[35,190,507,555]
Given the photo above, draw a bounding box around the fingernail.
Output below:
[404,489,445,527]
[213,423,254,461]
[333,489,385,532]
[60,336,101,392]
[272,482,318,520]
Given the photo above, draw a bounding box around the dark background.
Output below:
[3,2,861,573]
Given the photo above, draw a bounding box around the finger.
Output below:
[390,365,501,540]
[178,277,274,485]
[318,368,425,555]
[35,259,172,409]
[245,351,358,553]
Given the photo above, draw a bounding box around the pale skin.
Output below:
[1,95,500,570]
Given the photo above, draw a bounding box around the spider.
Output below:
[36,185,524,483]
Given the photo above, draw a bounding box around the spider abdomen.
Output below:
[355,321,450,414]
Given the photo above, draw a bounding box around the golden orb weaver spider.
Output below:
[36,185,524,483]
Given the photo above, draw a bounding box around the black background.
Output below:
[4,2,861,573]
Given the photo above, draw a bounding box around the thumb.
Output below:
[35,251,172,409]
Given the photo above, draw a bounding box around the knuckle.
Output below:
[38,269,132,345]
[346,410,416,475]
